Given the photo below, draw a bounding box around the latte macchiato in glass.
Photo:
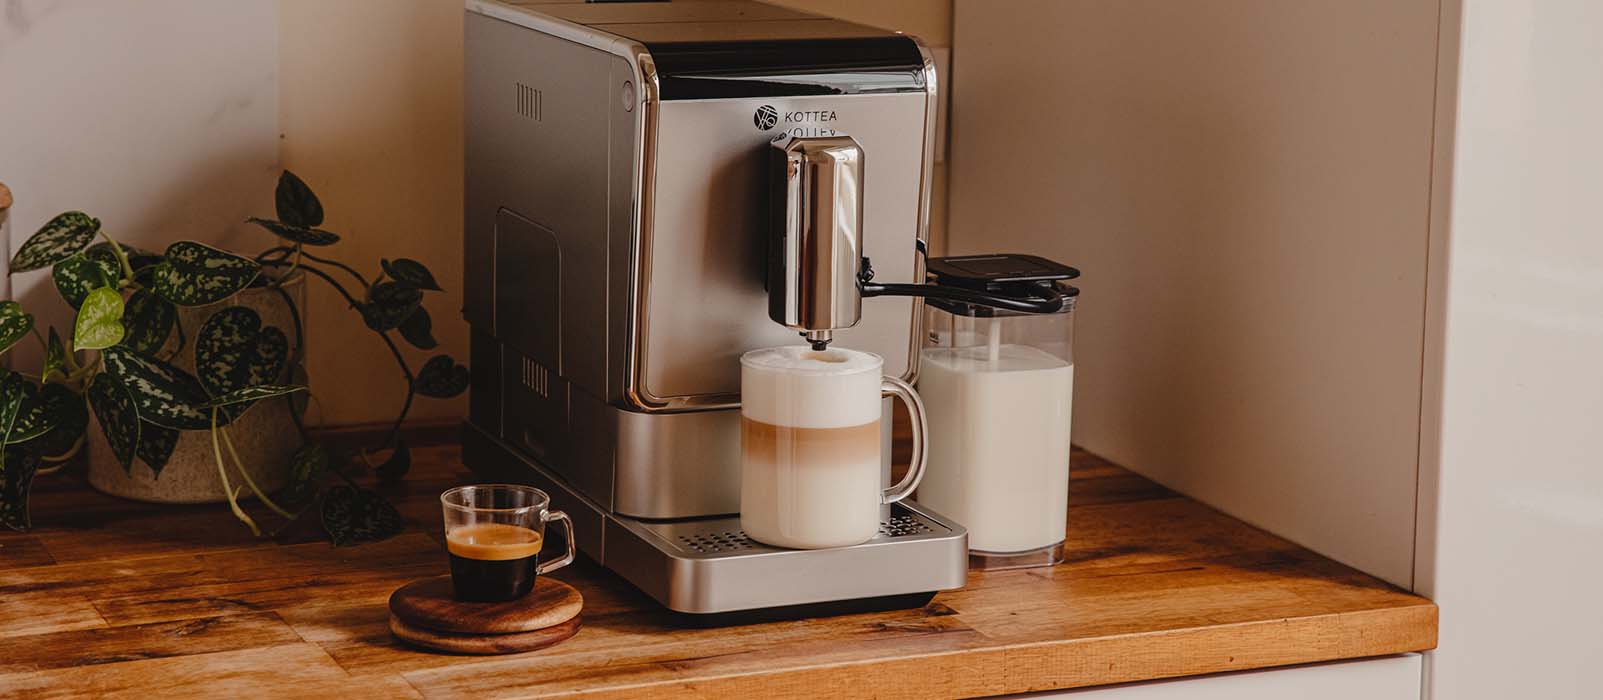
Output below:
[739,346,928,549]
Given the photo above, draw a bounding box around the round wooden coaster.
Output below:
[390,614,581,655]
[389,574,583,634]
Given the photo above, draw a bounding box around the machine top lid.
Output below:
[506,1,929,99]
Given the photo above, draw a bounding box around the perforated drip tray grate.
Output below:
[632,505,949,560]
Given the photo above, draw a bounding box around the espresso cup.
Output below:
[440,484,575,602]
[739,346,929,549]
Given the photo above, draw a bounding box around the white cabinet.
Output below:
[997,655,1421,700]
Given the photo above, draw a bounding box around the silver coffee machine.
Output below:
[461,0,969,618]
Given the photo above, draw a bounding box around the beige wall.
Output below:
[949,0,1442,586]
[279,0,466,427]
[277,0,951,426]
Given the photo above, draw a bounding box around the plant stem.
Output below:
[260,260,360,308]
[211,409,260,536]
[218,423,294,519]
[41,433,85,464]
[299,252,370,289]
[96,231,137,283]
[375,331,415,450]
[283,243,304,282]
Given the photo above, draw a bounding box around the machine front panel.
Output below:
[643,92,928,401]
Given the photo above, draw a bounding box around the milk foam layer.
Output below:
[740,346,882,429]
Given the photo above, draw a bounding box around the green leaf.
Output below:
[282,442,331,507]
[34,383,88,459]
[396,307,437,350]
[321,485,403,546]
[376,440,410,481]
[195,307,289,419]
[359,281,422,332]
[6,382,56,445]
[150,241,261,307]
[43,328,67,382]
[245,218,341,246]
[74,287,126,351]
[87,373,140,472]
[197,384,305,409]
[11,211,99,273]
[275,170,325,228]
[381,258,441,291]
[120,290,177,355]
[51,253,118,308]
[0,446,43,532]
[0,302,35,355]
[100,347,212,430]
[413,355,469,399]
[135,421,179,478]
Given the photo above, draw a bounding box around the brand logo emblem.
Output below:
[753,105,779,130]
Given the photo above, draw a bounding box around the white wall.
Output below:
[949,0,1441,587]
[1416,0,1603,698]
[0,0,279,370]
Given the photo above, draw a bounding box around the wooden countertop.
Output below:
[0,444,1436,699]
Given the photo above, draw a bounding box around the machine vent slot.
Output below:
[521,357,550,398]
[515,82,542,121]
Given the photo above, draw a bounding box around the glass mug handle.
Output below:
[536,509,576,575]
[880,376,929,505]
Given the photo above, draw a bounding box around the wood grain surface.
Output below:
[390,575,582,634]
[390,615,582,656]
[0,444,1437,699]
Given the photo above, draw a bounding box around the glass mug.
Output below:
[739,346,929,549]
[441,485,575,602]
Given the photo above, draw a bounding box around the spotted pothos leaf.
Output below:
[52,253,118,308]
[74,287,126,351]
[397,307,437,350]
[275,170,324,229]
[381,258,441,291]
[0,372,28,446]
[6,382,55,445]
[43,328,67,382]
[100,347,211,430]
[359,282,422,332]
[11,211,99,273]
[135,421,179,477]
[87,372,140,473]
[149,241,261,307]
[120,290,177,355]
[0,446,43,532]
[283,442,330,507]
[197,384,305,410]
[321,485,403,546]
[0,302,34,355]
[195,307,289,419]
[413,355,469,399]
[34,383,88,460]
[246,218,341,246]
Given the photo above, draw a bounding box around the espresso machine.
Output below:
[463,0,1038,618]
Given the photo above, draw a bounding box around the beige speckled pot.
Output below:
[87,276,306,503]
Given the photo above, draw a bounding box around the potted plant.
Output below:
[0,171,468,545]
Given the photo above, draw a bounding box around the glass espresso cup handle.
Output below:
[880,376,929,505]
[537,510,576,575]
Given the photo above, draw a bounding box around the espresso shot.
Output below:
[446,522,544,602]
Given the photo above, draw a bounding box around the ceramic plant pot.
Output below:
[87,277,305,503]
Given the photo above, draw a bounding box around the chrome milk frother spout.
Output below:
[768,135,1067,350]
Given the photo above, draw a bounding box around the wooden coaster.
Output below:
[389,574,583,634]
[390,614,581,655]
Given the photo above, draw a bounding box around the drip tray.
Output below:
[607,504,969,614]
[462,421,968,616]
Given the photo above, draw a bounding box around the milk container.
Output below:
[915,255,1079,570]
